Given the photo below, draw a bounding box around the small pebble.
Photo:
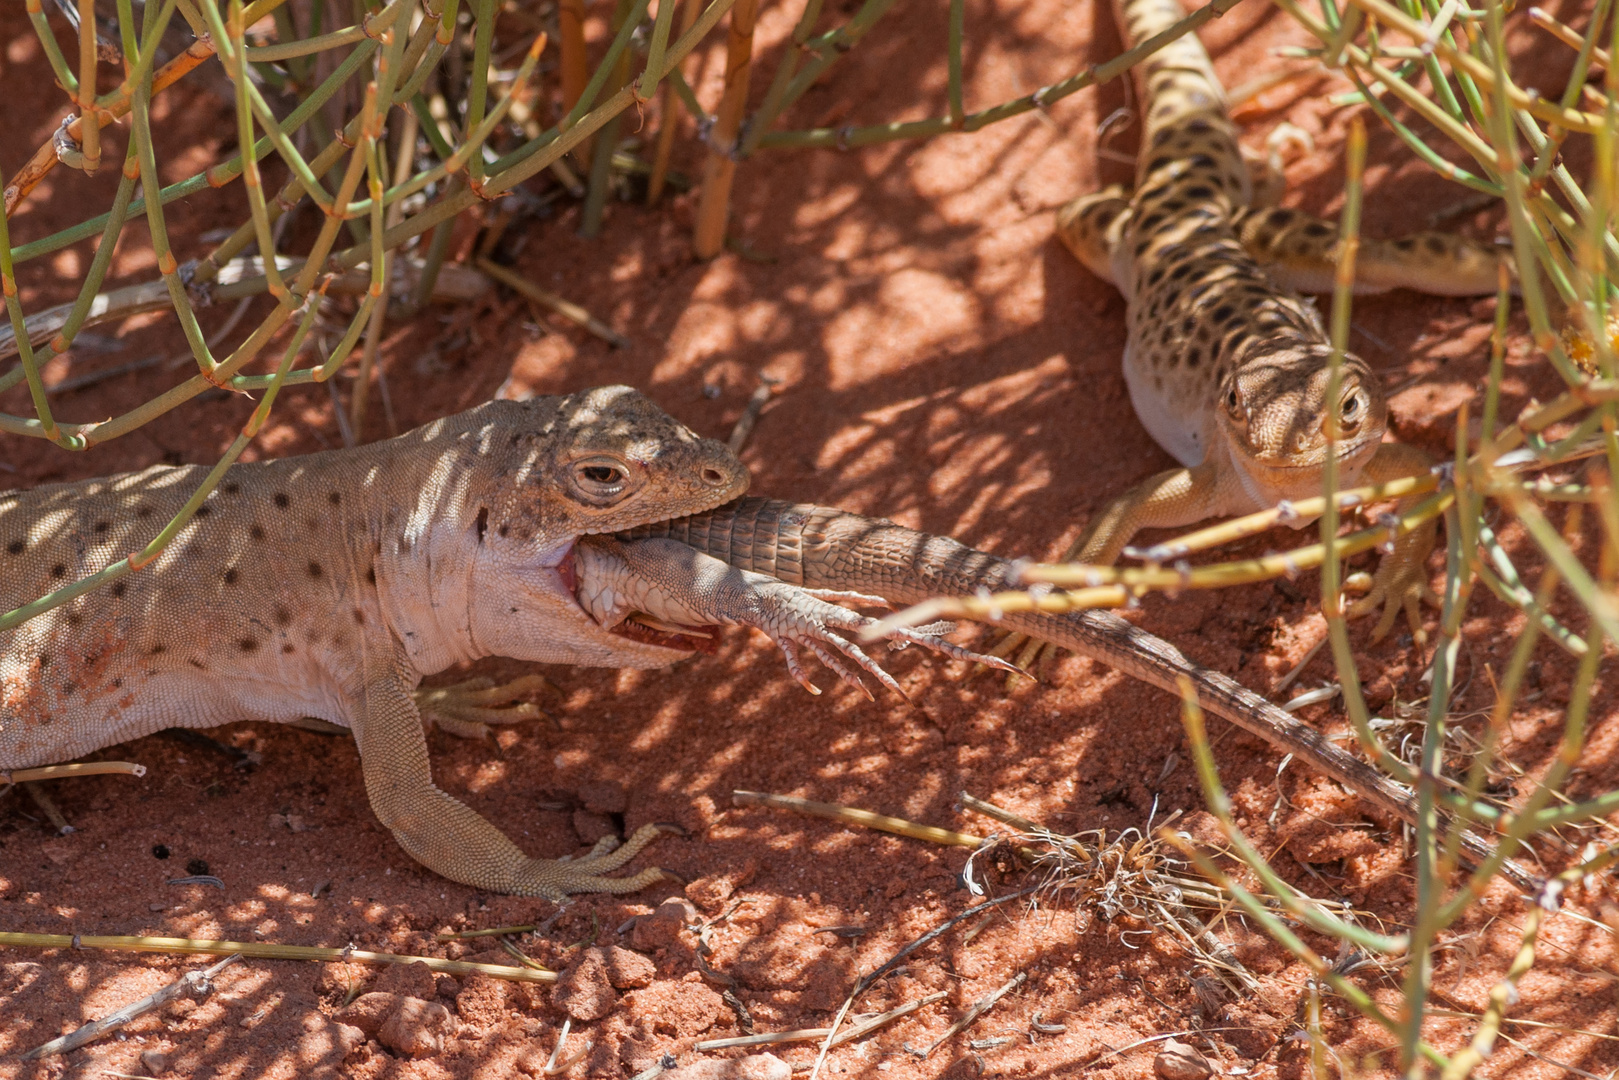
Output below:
[1155,1038,1213,1080]
[140,1048,168,1075]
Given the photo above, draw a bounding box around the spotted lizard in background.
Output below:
[1037,0,1509,654]
[0,388,1009,900]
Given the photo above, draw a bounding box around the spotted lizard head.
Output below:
[475,386,749,550]
[1216,343,1387,501]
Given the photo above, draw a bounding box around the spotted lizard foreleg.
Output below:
[1344,442,1441,641]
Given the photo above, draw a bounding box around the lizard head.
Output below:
[1216,343,1387,501]
[489,385,749,545]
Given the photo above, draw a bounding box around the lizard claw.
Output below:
[1345,516,1439,644]
[518,823,679,901]
[415,675,553,741]
[740,583,1022,698]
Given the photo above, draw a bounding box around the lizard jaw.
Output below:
[558,541,720,654]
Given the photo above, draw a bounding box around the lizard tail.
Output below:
[627,496,1533,892]
[1114,0,1248,200]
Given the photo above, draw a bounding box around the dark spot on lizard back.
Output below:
[149,644,165,655]
[195,506,210,518]
[353,609,366,625]
[274,493,290,509]
[136,505,154,518]
[366,566,376,585]
[1425,235,1447,254]
[65,613,82,627]
[6,540,21,555]
[307,561,323,579]
[328,492,341,506]
[189,658,207,670]
[93,521,109,534]
[282,644,296,654]
[224,482,240,495]
[1305,222,1333,238]
[51,564,66,579]
[239,638,258,653]
[111,581,126,598]
[1395,237,1418,250]
[1183,185,1214,199]
[498,524,510,538]
[223,568,238,585]
[1265,209,1292,228]
[275,607,292,627]
[250,525,265,541]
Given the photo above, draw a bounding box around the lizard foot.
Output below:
[1343,524,1441,644]
[1345,567,1439,644]
[415,675,553,741]
[518,823,683,901]
[736,583,1021,699]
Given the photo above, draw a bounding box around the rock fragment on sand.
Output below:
[341,991,453,1057]
[631,898,698,950]
[551,949,618,1021]
[377,997,454,1058]
[1154,1038,1213,1080]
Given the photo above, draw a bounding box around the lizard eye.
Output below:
[1340,392,1364,430]
[569,456,635,504]
[1224,386,1242,414]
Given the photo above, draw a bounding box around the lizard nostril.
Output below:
[701,467,728,487]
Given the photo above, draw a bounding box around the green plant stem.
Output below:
[756,0,1246,150]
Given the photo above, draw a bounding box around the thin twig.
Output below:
[0,932,555,983]
[475,258,628,347]
[726,374,780,454]
[22,954,241,1060]
[922,971,1026,1057]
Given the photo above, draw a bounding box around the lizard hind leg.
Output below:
[415,675,554,741]
[1055,184,1133,288]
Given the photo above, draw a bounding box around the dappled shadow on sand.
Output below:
[2,0,1615,1075]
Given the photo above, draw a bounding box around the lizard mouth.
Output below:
[556,542,720,654]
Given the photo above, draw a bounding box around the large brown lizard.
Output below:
[1048,0,1508,646]
[0,387,1002,899]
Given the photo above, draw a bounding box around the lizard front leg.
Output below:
[576,537,1018,696]
[1344,442,1440,641]
[356,645,670,899]
[1068,459,1230,566]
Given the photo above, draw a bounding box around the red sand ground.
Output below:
[1,1,1615,1078]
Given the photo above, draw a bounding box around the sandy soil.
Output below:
[1,0,1615,1077]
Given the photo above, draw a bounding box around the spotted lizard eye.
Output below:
[583,465,623,484]
[1341,392,1364,430]
[1224,387,1240,413]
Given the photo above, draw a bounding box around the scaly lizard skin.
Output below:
[0,387,1003,899]
[624,498,1533,890]
[1057,0,1508,640]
